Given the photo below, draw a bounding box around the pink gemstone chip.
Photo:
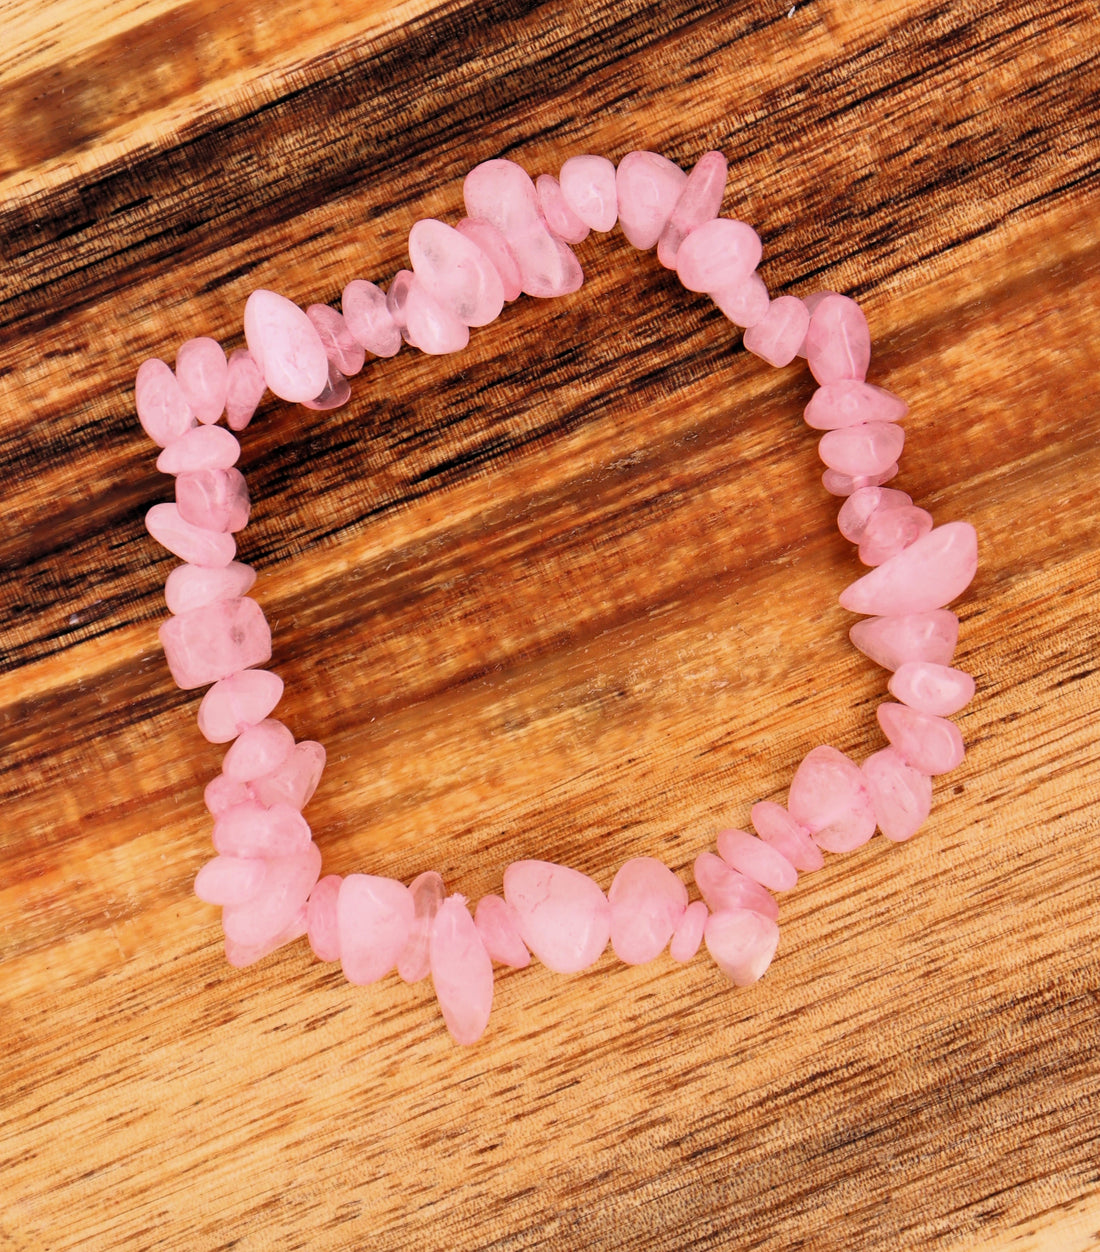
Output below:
[159,596,271,689]
[474,894,531,968]
[877,703,965,775]
[212,801,311,858]
[750,801,824,873]
[301,361,352,411]
[692,853,779,921]
[536,174,590,244]
[249,741,326,811]
[197,669,284,744]
[194,855,267,906]
[307,304,367,376]
[306,874,343,962]
[164,561,256,616]
[156,425,240,475]
[840,522,978,616]
[803,294,872,384]
[669,900,709,963]
[858,504,934,566]
[455,218,523,303]
[146,502,236,567]
[837,487,913,544]
[862,748,933,842]
[743,296,811,368]
[222,843,321,951]
[819,422,906,477]
[430,896,494,1046]
[675,217,762,295]
[175,468,250,533]
[225,348,266,431]
[502,860,611,974]
[615,150,687,251]
[175,337,228,425]
[204,774,253,817]
[657,149,728,269]
[135,358,196,448]
[409,217,506,327]
[244,288,329,402]
[804,381,909,430]
[558,154,618,232]
[704,909,780,987]
[222,718,294,782]
[607,856,689,966]
[224,904,308,969]
[889,661,975,716]
[716,828,798,893]
[822,463,900,497]
[341,279,402,358]
[713,273,770,328]
[849,610,959,671]
[338,874,415,986]
[788,745,876,853]
[397,870,446,984]
[402,276,472,355]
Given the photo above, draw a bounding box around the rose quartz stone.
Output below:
[849,610,959,671]
[175,468,250,533]
[877,702,965,775]
[159,596,271,689]
[301,361,352,411]
[657,150,727,269]
[859,505,933,566]
[716,828,798,892]
[430,896,494,1046]
[503,860,610,973]
[474,894,531,967]
[402,278,470,354]
[889,661,975,715]
[794,291,840,357]
[455,218,523,302]
[840,522,978,615]
[837,487,913,543]
[249,741,326,810]
[222,718,294,782]
[819,422,905,477]
[213,801,311,858]
[198,670,284,743]
[397,870,445,984]
[862,747,933,842]
[307,304,366,376]
[692,852,778,921]
[804,294,871,384]
[743,297,811,368]
[338,874,415,985]
[146,502,236,567]
[750,801,824,873]
[244,289,329,402]
[788,745,876,852]
[713,273,770,328]
[536,174,589,244]
[822,464,900,497]
[409,217,506,327]
[615,150,687,250]
[222,843,320,950]
[559,154,617,232]
[704,909,780,987]
[156,425,240,475]
[607,856,689,965]
[669,900,709,962]
[204,774,252,817]
[225,904,308,969]
[306,874,343,961]
[194,855,267,905]
[675,217,762,295]
[384,270,414,332]
[805,381,908,430]
[135,358,196,447]
[176,337,228,425]
[341,279,402,357]
[225,348,266,431]
[164,561,256,615]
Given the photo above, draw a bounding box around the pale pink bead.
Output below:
[840,522,978,615]
[889,661,975,715]
[341,279,402,357]
[607,857,689,965]
[307,304,366,376]
[225,348,266,431]
[716,828,798,893]
[713,273,770,328]
[301,361,352,411]
[536,174,589,244]
[164,561,256,616]
[859,504,933,566]
[212,801,311,858]
[175,337,228,424]
[409,217,505,327]
[657,149,727,269]
[558,154,617,232]
[222,843,320,950]
[307,874,343,961]
[135,358,196,447]
[804,381,908,430]
[819,422,905,477]
[430,896,494,1046]
[159,596,270,689]
[704,910,780,987]
[849,610,959,671]
[455,218,523,302]
[502,860,610,974]
[194,855,267,905]
[385,270,414,330]
[156,425,240,475]
[837,487,913,543]
[225,905,307,969]
[146,503,236,567]
[669,900,709,962]
[675,218,762,294]
[803,290,841,316]
[338,874,415,986]
[878,703,965,775]
[397,870,446,984]
[511,228,584,298]
[822,463,899,496]
[692,853,778,921]
[804,294,871,384]
[249,741,326,811]
[615,150,687,250]
[204,774,252,817]
[222,718,294,782]
[175,467,250,533]
[474,894,530,968]
[750,801,824,873]
[243,289,329,403]
[788,745,876,852]
[862,748,933,842]
[743,296,811,368]
[403,276,471,354]
[198,670,284,744]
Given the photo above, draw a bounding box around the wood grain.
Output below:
[2,1,1099,1249]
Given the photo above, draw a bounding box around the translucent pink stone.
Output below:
[743,297,811,368]
[822,464,899,497]
[474,894,531,968]
[198,670,284,744]
[536,174,589,244]
[301,361,352,411]
[159,597,271,689]
[306,874,343,962]
[222,843,320,950]
[615,150,687,250]
[859,504,933,566]
[430,896,494,1046]
[502,860,610,974]
[692,852,778,921]
[804,294,871,384]
[669,900,709,962]
[788,745,876,852]
[849,610,959,671]
[558,154,617,232]
[657,150,727,269]
[243,288,329,403]
[889,661,975,715]
[146,503,236,567]
[225,348,266,431]
[204,774,252,817]
[862,747,933,842]
[837,487,913,543]
[306,304,366,376]
[135,358,196,447]
[213,801,311,858]
[750,801,824,873]
[607,856,689,965]
[704,909,780,987]
[175,337,228,425]
[341,279,402,357]
[175,468,250,533]
[384,270,414,332]
[222,718,294,782]
[156,425,240,475]
[225,904,307,969]
[804,381,908,430]
[455,218,523,302]
[840,522,978,615]
[716,828,798,892]
[400,277,470,354]
[819,422,905,477]
[877,703,965,775]
[338,874,415,985]
[397,870,445,984]
[194,855,267,905]
[409,217,505,327]
[675,218,762,295]
[249,741,326,811]
[713,273,770,328]
[164,561,256,615]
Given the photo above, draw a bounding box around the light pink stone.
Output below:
[607,856,689,965]
[743,297,811,368]
[307,304,366,376]
[135,358,196,447]
[474,894,531,968]
[156,425,240,475]
[301,361,352,411]
[198,670,284,744]
[204,774,252,817]
[249,741,326,811]
[837,487,913,543]
[804,294,871,384]
[675,217,762,294]
[385,269,414,330]
[243,288,329,403]
[750,801,824,873]
[712,272,770,328]
[536,174,589,244]
[859,504,933,566]
[704,909,780,987]
[164,561,256,615]
[862,747,933,842]
[224,903,308,969]
[338,874,415,986]
[455,218,523,302]
[889,661,975,715]
[159,596,271,689]
[788,745,876,852]
[657,150,727,269]
[839,522,978,615]
[194,855,267,905]
[212,801,311,858]
[225,348,266,431]
[849,610,959,671]
[819,422,906,477]
[146,502,236,567]
[794,290,841,357]
[558,154,617,232]
[430,896,494,1046]
[615,150,687,250]
[877,703,965,775]
[692,852,779,921]
[716,828,798,893]
[409,217,506,327]
[502,860,610,974]
[341,279,402,357]
[222,718,294,782]
[669,900,709,962]
[222,843,320,950]
[175,467,250,533]
[397,870,446,984]
[822,463,900,496]
[403,276,471,354]
[804,381,908,430]
[307,874,343,961]
[175,337,228,425]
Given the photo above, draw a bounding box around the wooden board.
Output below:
[2,1,1099,1248]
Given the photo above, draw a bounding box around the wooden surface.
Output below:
[2,1,1099,1248]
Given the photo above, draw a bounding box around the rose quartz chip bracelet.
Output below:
[136,148,978,1045]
